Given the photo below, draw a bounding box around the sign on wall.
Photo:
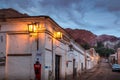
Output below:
[35,51,42,63]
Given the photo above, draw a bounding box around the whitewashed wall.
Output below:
[6,56,32,80]
[6,34,34,80]
[1,23,27,31]
[0,22,37,80]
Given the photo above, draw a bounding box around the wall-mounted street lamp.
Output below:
[54,32,62,39]
[28,22,41,50]
[28,23,39,33]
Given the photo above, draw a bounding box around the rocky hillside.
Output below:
[65,28,97,46]
[96,34,119,42]
[65,28,120,49]
[0,8,28,18]
[96,35,120,49]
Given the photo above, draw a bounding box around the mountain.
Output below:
[96,35,120,49]
[96,34,119,42]
[0,8,29,18]
[65,28,120,49]
[65,28,97,46]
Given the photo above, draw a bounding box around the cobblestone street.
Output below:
[81,62,120,80]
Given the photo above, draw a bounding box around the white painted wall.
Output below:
[6,56,32,80]
[6,34,35,80]
[1,23,27,32]
[7,34,31,53]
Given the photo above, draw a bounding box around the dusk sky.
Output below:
[0,0,120,37]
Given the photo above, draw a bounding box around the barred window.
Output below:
[0,52,6,66]
[0,36,3,42]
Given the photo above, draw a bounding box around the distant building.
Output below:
[117,48,120,64]
[109,48,120,65]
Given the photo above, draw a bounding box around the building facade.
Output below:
[85,48,99,70]
[0,15,99,80]
[0,16,86,80]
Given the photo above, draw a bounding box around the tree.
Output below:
[81,43,90,50]
[94,42,115,57]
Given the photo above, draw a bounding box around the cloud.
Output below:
[38,0,82,8]
[0,0,33,8]
[0,0,120,37]
[95,0,120,11]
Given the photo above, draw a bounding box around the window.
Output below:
[0,36,3,42]
[0,52,6,66]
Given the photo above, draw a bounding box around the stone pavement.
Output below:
[81,64,100,80]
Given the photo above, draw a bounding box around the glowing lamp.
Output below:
[28,24,33,32]
[54,32,62,39]
[28,23,39,32]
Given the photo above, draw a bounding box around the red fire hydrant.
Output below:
[34,61,41,80]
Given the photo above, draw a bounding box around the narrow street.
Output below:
[82,61,120,80]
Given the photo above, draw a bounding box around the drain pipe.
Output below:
[51,37,54,80]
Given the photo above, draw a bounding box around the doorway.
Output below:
[73,59,76,78]
[55,55,61,80]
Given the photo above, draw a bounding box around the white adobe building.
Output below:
[109,53,117,64]
[85,50,94,69]
[85,48,99,70]
[0,15,87,80]
[89,48,100,67]
[109,48,120,64]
